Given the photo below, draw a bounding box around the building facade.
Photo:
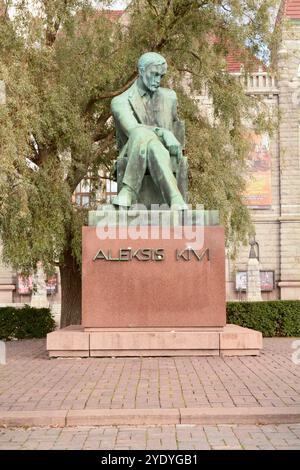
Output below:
[227,1,300,301]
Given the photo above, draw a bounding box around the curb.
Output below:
[0,410,66,427]
[0,407,300,427]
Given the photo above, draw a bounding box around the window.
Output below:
[105,178,118,203]
[74,178,92,207]
[73,169,117,207]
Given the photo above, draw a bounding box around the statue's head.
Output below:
[137,52,167,93]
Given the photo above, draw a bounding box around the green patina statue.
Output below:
[111,52,188,209]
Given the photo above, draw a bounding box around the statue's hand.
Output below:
[160,129,181,160]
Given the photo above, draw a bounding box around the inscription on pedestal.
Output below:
[93,248,210,262]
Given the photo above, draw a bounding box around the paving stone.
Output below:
[1,338,300,413]
[0,339,299,450]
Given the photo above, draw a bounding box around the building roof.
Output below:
[226,51,245,73]
[226,50,266,73]
[104,10,264,73]
[282,0,300,19]
[102,10,124,22]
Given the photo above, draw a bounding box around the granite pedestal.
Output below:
[47,210,262,357]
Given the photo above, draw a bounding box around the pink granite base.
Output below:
[82,226,226,328]
[47,324,263,357]
[48,224,262,358]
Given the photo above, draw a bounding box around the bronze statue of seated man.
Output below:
[111,52,188,210]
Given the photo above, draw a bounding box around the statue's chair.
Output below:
[113,121,188,209]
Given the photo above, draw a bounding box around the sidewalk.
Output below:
[0,337,299,427]
[1,423,300,450]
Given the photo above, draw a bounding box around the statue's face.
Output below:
[140,63,167,93]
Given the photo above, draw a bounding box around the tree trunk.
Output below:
[59,247,82,328]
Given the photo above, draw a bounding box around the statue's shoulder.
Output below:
[111,90,129,110]
[159,87,177,101]
[111,84,135,109]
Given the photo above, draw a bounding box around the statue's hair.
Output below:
[138,52,167,71]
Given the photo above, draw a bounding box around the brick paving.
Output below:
[0,338,299,411]
[0,424,299,450]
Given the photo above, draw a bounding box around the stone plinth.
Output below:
[47,209,263,357]
[47,324,262,357]
[31,263,49,308]
[247,257,262,301]
[47,325,89,357]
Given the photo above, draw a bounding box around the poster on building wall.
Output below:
[235,271,275,292]
[243,133,272,208]
[235,272,247,291]
[17,275,33,295]
[260,271,275,292]
[46,274,58,295]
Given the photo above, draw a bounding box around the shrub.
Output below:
[0,307,18,340]
[227,300,300,337]
[0,305,55,340]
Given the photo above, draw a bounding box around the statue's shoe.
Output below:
[112,186,135,208]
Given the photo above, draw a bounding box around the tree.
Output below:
[0,0,279,326]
